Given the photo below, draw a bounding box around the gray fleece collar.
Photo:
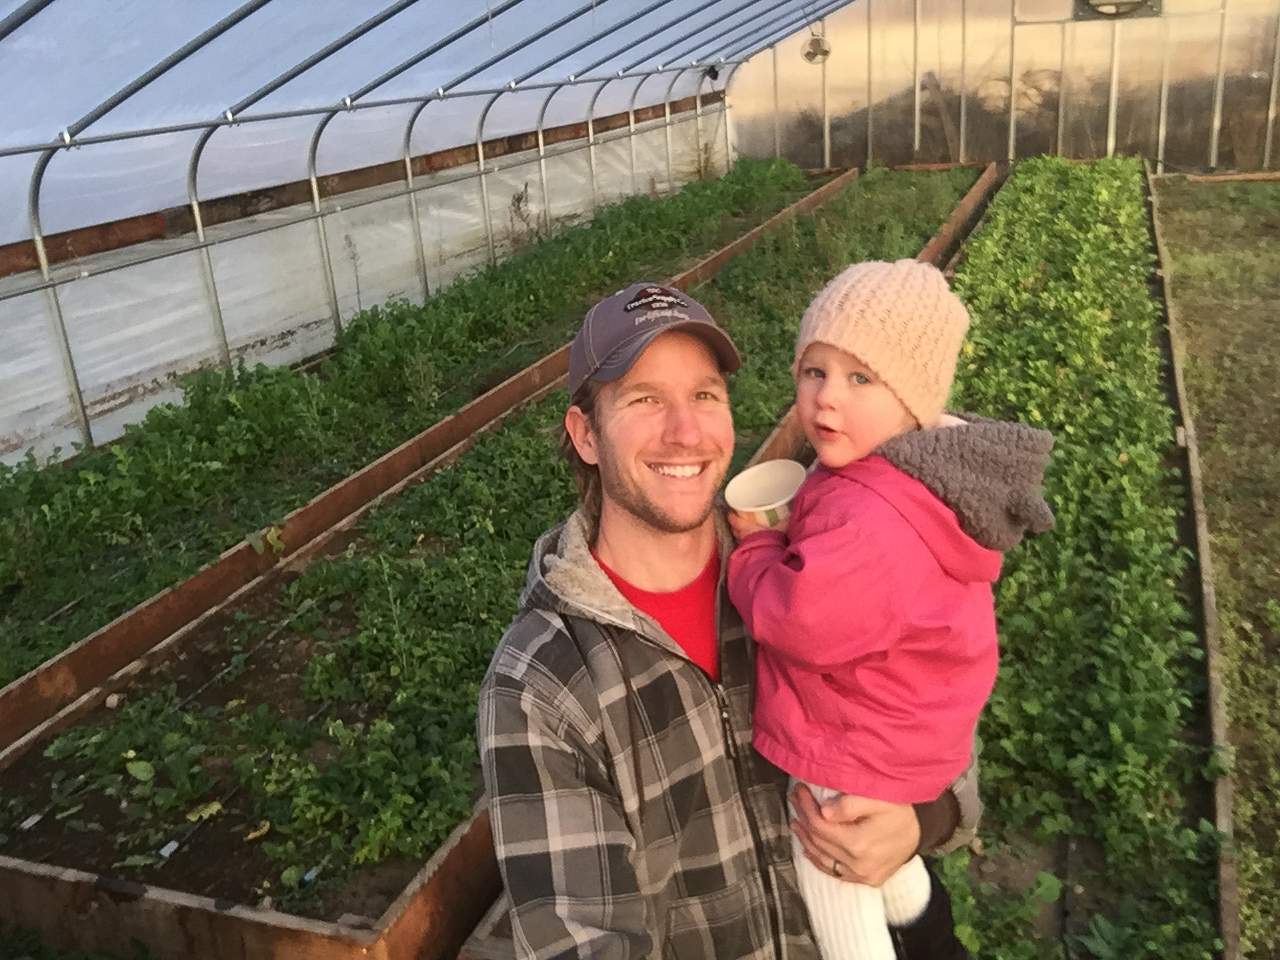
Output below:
[875,416,1056,551]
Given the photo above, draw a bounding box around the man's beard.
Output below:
[597,452,721,535]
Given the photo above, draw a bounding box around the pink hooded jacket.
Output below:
[728,420,1055,804]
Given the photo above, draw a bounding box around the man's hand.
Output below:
[789,784,920,887]
[726,508,784,541]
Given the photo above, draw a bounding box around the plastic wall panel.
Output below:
[867,0,918,165]
[1059,21,1112,159]
[916,0,968,162]
[55,251,219,442]
[484,156,550,263]
[314,104,421,179]
[1112,17,1165,161]
[725,48,780,158]
[416,176,490,295]
[0,153,38,246]
[1010,22,1062,158]
[408,96,490,157]
[958,0,1013,163]
[479,89,565,142]
[1163,13,1222,172]
[0,290,80,465]
[542,85,606,130]
[1216,1,1280,170]
[195,115,319,205]
[631,121,674,194]
[323,198,423,322]
[593,133,639,206]
[542,147,595,227]
[770,26,826,169]
[207,219,334,367]
[37,130,200,238]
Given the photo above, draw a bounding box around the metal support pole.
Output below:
[587,80,612,207]
[1158,15,1171,173]
[1058,23,1068,156]
[912,0,921,156]
[1106,21,1121,157]
[663,70,687,192]
[821,19,831,170]
[695,90,706,178]
[537,85,563,233]
[724,63,743,173]
[1209,0,1229,170]
[402,99,434,302]
[475,92,503,266]
[959,0,968,163]
[627,77,645,196]
[867,0,874,166]
[1266,14,1280,169]
[772,44,781,158]
[27,149,92,447]
[185,125,234,367]
[1007,5,1017,162]
[306,113,345,336]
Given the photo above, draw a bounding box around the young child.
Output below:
[727,259,1056,960]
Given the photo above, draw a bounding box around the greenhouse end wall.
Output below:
[729,0,1280,173]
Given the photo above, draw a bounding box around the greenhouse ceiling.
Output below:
[0,0,846,245]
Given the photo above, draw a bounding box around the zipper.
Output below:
[711,680,784,960]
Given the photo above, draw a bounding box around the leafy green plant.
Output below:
[948,156,1218,957]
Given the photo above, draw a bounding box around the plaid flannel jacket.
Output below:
[473,510,820,960]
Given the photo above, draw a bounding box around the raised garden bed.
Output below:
[1150,172,1280,960]
[938,155,1221,958]
[0,166,989,960]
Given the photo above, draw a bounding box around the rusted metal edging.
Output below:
[0,168,868,757]
[0,806,497,960]
[1144,161,1240,960]
[1160,171,1280,184]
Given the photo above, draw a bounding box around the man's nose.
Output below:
[663,401,702,446]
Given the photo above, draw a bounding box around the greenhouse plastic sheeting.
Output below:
[0,106,722,465]
[0,0,838,246]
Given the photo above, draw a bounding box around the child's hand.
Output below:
[936,413,968,428]
[727,508,785,541]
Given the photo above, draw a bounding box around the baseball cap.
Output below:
[568,283,742,396]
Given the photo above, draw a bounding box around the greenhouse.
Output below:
[1,0,1278,958]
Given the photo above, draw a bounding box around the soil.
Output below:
[0,556,436,923]
[1152,176,1280,959]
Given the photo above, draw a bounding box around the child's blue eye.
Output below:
[803,366,825,380]
[852,372,870,385]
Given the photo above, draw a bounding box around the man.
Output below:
[472,283,979,960]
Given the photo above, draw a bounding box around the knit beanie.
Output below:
[794,259,971,427]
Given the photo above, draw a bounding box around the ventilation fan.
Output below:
[1074,0,1160,19]
[802,35,831,65]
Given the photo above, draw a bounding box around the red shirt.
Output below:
[594,548,721,683]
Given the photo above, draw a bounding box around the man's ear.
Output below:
[564,405,600,465]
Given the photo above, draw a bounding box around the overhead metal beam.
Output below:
[0,0,55,44]
[657,2,825,70]
[612,0,779,74]
[223,0,429,119]
[65,0,273,139]
[714,0,849,66]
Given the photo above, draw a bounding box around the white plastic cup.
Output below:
[723,459,807,528]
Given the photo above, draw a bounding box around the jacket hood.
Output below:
[875,415,1056,552]
[517,509,735,649]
